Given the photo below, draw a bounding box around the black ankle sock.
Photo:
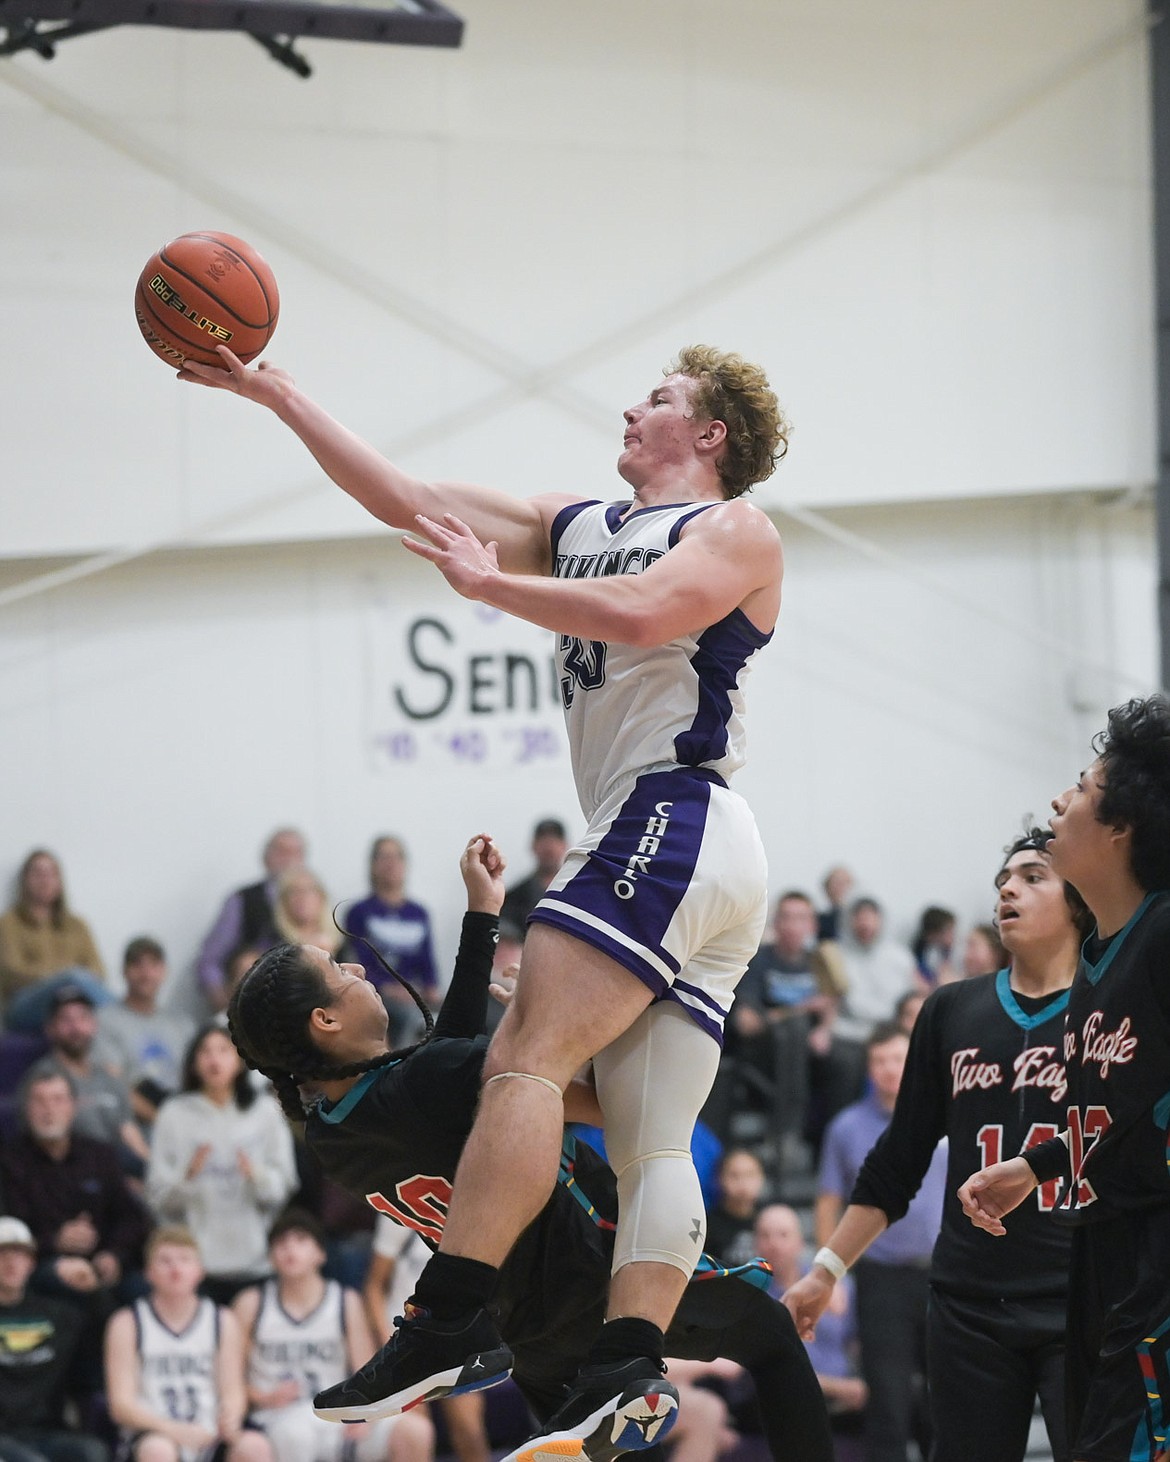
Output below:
[586,1318,665,1368]
[412,1253,498,1321]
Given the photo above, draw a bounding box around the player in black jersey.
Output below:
[960,697,1170,1462]
[226,834,832,1462]
[784,827,1092,1462]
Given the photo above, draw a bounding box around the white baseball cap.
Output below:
[0,1216,36,1252]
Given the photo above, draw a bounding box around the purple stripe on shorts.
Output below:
[527,769,720,1026]
[528,904,674,997]
[660,988,726,1046]
[562,769,712,947]
[530,905,728,1047]
[671,976,726,1019]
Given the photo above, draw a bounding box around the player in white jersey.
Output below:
[105,1227,272,1462]
[234,1211,432,1462]
[540,497,771,1042]
[179,343,788,1462]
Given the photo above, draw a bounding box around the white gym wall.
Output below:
[0,0,1156,994]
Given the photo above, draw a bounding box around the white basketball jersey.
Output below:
[247,1279,348,1401]
[551,500,772,816]
[134,1296,219,1436]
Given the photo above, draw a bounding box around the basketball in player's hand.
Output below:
[135,231,279,369]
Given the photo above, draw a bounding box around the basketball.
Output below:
[135,231,280,369]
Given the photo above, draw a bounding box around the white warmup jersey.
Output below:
[133,1297,219,1442]
[246,1279,348,1402]
[247,1279,401,1462]
[551,499,771,818]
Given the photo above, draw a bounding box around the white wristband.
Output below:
[813,1246,848,1280]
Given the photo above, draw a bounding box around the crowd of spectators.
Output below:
[0,828,1010,1462]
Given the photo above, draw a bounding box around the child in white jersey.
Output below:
[234,1211,433,1462]
[104,1226,273,1462]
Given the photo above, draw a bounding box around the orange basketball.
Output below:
[135,231,280,369]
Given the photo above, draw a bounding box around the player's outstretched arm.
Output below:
[176,348,567,574]
[782,1204,887,1341]
[957,1156,1037,1236]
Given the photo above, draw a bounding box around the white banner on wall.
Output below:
[363,580,569,775]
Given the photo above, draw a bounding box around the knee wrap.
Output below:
[611,1147,705,1278]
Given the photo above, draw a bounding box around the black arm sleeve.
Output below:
[849,987,948,1222]
[1023,1135,1070,1184]
[433,912,499,1041]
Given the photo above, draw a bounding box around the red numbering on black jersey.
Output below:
[367,1175,454,1244]
[976,1121,1062,1210]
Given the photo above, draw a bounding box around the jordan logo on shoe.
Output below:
[629,1404,663,1443]
[468,1357,484,1371]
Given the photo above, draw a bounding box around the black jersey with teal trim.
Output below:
[302,913,773,1387]
[304,1028,615,1369]
[850,970,1072,1299]
[1026,892,1170,1226]
[300,913,824,1454]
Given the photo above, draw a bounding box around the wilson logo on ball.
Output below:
[204,250,243,280]
[148,275,235,343]
[135,308,188,364]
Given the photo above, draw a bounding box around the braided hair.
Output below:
[226,940,434,1121]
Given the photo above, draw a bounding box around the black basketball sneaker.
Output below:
[502,1357,680,1462]
[314,1302,513,1422]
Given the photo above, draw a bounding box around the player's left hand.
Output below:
[461,834,506,916]
[957,1156,1036,1235]
[403,514,501,599]
[489,963,519,1007]
[782,1269,835,1341]
[177,346,295,409]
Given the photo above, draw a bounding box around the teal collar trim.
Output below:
[1083,893,1158,987]
[316,1067,383,1124]
[995,968,1071,1031]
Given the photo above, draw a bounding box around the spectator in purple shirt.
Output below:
[815,1022,944,1462]
[342,836,439,1044]
[196,828,306,1013]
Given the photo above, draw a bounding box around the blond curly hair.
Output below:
[670,346,789,498]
